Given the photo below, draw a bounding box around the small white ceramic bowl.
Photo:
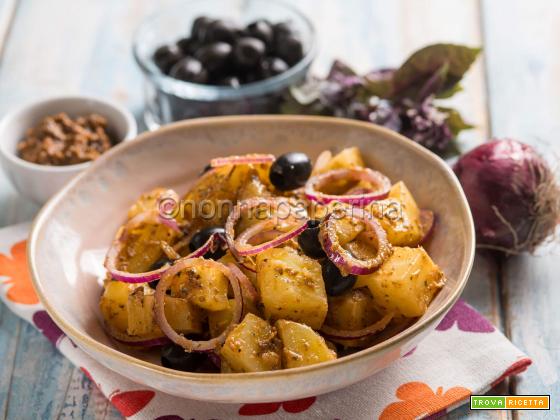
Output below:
[0,95,137,204]
[29,116,475,403]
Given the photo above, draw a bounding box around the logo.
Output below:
[470,395,550,410]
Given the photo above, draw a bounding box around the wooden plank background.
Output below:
[0,0,557,418]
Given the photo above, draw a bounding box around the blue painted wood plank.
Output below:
[0,301,21,419]
[6,321,74,419]
[481,0,560,418]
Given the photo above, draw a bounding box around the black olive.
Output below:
[298,220,326,258]
[246,19,274,47]
[153,44,183,74]
[169,57,208,83]
[205,19,241,44]
[275,35,304,66]
[233,37,266,68]
[190,226,226,259]
[269,152,312,191]
[273,22,294,44]
[321,259,357,296]
[260,57,289,78]
[147,257,172,288]
[150,256,171,271]
[195,42,232,73]
[191,16,214,42]
[176,37,199,55]
[161,343,207,372]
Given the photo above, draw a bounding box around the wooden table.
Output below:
[0,0,557,418]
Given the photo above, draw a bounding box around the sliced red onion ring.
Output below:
[210,153,275,168]
[320,207,392,276]
[239,259,257,273]
[103,323,170,347]
[235,218,307,256]
[227,263,259,305]
[105,214,221,284]
[320,313,393,340]
[305,168,391,205]
[419,209,436,243]
[186,232,224,258]
[344,186,373,196]
[225,197,308,257]
[104,211,182,284]
[157,215,181,233]
[154,258,243,352]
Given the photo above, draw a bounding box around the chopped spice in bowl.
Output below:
[0,96,137,204]
[17,113,115,166]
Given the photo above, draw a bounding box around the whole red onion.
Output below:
[454,139,559,254]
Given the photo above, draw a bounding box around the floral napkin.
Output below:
[0,222,531,419]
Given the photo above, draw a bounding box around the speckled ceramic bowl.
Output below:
[28,116,475,403]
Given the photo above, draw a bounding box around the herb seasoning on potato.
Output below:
[100,147,445,373]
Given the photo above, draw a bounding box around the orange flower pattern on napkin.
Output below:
[380,381,471,420]
[0,240,38,305]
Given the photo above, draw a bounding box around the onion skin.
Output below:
[104,211,180,283]
[305,168,391,206]
[319,208,392,275]
[210,154,275,168]
[225,197,308,258]
[103,322,170,347]
[454,139,560,253]
[320,313,393,340]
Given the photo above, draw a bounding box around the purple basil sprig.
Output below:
[282,43,480,156]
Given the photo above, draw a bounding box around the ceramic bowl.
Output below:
[0,95,137,204]
[28,116,475,403]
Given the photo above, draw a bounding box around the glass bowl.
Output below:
[133,0,316,129]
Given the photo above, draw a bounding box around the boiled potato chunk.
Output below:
[188,265,229,311]
[116,221,179,274]
[368,181,424,247]
[127,188,175,220]
[101,282,204,337]
[326,287,380,330]
[127,288,155,336]
[318,147,365,173]
[208,299,235,337]
[326,288,382,347]
[237,172,271,201]
[100,281,130,333]
[256,247,327,329]
[182,164,271,230]
[355,247,444,318]
[163,295,205,335]
[276,320,336,368]
[221,313,281,373]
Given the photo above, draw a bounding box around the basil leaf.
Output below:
[439,106,474,137]
[393,44,481,101]
[417,62,449,101]
[363,68,396,99]
[436,83,463,99]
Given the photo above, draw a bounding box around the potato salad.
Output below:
[100,147,445,373]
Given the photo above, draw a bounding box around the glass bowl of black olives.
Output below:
[133,0,316,129]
